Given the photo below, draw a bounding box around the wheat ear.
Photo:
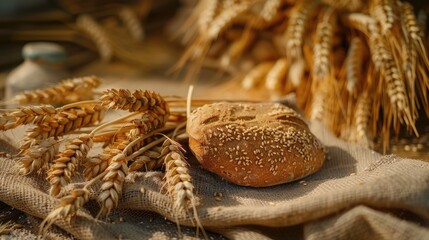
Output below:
[100,89,168,114]
[118,7,145,41]
[371,0,396,35]
[19,104,105,152]
[18,137,60,175]
[97,153,128,217]
[197,0,219,35]
[353,92,372,146]
[1,105,57,130]
[265,58,288,92]
[242,62,275,89]
[76,15,113,61]
[345,37,365,94]
[285,0,318,60]
[47,134,93,196]
[12,76,100,105]
[161,139,197,210]
[39,189,90,235]
[313,7,335,82]
[206,1,251,40]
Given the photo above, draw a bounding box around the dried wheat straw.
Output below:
[19,137,59,175]
[13,76,100,105]
[47,134,93,196]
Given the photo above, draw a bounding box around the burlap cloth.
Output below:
[1,118,429,239]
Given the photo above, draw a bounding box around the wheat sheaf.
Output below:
[176,0,429,151]
[0,76,206,237]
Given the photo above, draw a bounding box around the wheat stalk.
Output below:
[47,134,93,196]
[19,137,60,175]
[12,76,100,105]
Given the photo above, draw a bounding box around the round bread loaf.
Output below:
[187,102,325,187]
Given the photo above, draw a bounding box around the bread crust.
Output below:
[187,102,325,187]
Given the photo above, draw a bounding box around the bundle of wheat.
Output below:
[0,76,203,236]
[175,0,429,152]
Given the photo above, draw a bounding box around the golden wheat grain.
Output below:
[97,153,128,217]
[129,148,162,172]
[19,137,60,175]
[285,0,318,59]
[13,76,101,105]
[242,61,275,89]
[47,134,93,196]
[132,110,168,134]
[39,189,90,235]
[313,7,335,81]
[76,15,113,61]
[345,37,364,94]
[82,154,111,180]
[265,58,288,92]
